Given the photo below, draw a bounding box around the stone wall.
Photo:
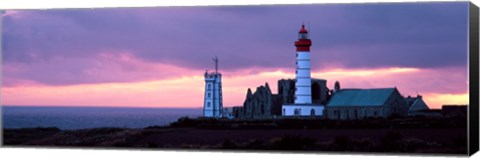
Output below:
[278,79,295,104]
[233,78,329,119]
[278,78,329,105]
[234,83,276,119]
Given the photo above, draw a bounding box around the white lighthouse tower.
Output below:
[203,57,223,118]
[282,24,325,117]
[294,24,313,104]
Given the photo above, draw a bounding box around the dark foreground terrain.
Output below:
[3,117,468,155]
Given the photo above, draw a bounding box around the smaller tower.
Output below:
[334,81,341,93]
[203,57,223,118]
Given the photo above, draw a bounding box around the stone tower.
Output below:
[334,80,341,92]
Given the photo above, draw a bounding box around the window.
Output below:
[299,33,308,39]
[207,93,211,98]
[310,109,315,116]
[208,84,211,89]
[207,102,211,107]
[282,109,286,115]
[354,109,358,119]
[294,109,300,115]
[293,108,302,115]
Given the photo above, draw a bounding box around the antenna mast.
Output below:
[212,56,218,74]
[308,21,311,34]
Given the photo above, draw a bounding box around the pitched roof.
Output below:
[405,97,417,106]
[327,88,397,107]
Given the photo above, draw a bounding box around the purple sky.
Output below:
[2,2,468,86]
[1,2,471,108]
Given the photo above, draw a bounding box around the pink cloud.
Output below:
[2,66,468,109]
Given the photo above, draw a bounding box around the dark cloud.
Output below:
[2,2,469,86]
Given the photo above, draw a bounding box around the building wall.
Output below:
[282,105,325,116]
[325,89,407,120]
[204,73,223,117]
[326,107,384,120]
[384,89,408,117]
[295,51,312,104]
[278,79,295,105]
[311,79,329,104]
[278,78,328,105]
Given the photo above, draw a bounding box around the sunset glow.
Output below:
[2,66,468,109]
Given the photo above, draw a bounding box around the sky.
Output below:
[1,2,470,109]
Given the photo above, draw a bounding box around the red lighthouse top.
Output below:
[299,24,308,33]
[295,24,312,51]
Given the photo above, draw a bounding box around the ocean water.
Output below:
[2,106,202,130]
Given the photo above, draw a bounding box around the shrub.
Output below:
[220,140,239,149]
[329,135,353,151]
[270,135,316,150]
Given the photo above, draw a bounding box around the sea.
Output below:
[2,106,202,130]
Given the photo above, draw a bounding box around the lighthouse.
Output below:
[294,24,313,104]
[282,24,325,117]
[203,57,223,118]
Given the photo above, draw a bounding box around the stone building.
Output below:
[404,95,430,116]
[326,87,408,120]
[278,78,330,105]
[233,78,330,118]
[442,105,467,118]
[233,83,278,119]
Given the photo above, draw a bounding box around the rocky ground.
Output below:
[2,117,468,155]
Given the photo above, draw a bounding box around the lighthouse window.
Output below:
[299,33,308,39]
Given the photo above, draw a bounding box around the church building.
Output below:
[326,84,409,120]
